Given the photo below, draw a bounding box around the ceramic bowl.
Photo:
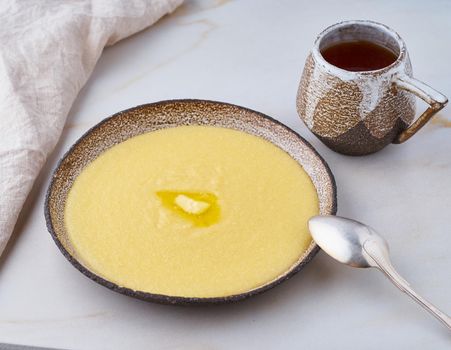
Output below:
[45,99,337,305]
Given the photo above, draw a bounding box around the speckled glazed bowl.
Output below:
[45,99,337,305]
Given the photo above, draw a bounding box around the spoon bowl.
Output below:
[309,215,388,268]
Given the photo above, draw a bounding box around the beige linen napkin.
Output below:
[0,0,183,256]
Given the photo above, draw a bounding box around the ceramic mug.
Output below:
[296,20,448,156]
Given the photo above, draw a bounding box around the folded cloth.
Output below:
[0,0,183,256]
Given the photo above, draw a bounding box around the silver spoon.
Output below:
[309,215,451,331]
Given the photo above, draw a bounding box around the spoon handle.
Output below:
[364,240,451,331]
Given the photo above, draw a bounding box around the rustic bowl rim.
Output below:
[44,99,337,305]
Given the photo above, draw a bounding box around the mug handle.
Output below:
[393,75,448,144]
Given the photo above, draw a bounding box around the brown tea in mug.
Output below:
[321,40,398,71]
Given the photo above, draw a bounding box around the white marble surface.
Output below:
[1,0,450,349]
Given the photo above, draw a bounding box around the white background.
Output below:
[1,0,450,349]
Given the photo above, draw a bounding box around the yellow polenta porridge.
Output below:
[64,126,319,298]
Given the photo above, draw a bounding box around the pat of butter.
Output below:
[174,194,211,215]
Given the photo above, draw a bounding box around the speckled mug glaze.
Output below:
[297,20,448,156]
